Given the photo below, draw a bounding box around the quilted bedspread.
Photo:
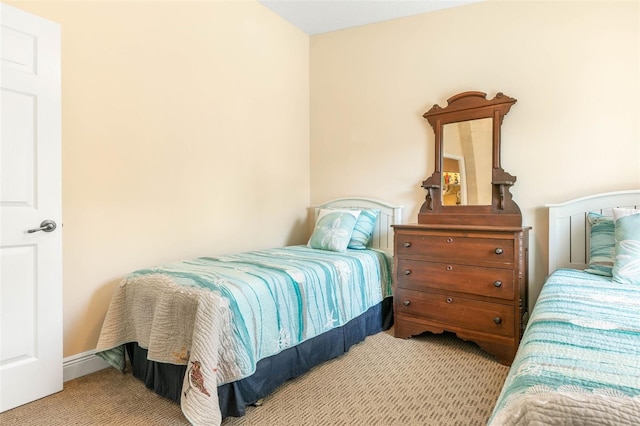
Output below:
[488,269,640,425]
[95,245,392,425]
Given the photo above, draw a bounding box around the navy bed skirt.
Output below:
[126,297,393,418]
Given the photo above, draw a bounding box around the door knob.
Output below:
[27,220,57,233]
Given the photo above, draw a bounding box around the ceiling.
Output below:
[258,0,481,35]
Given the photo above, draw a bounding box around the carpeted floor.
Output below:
[0,329,509,425]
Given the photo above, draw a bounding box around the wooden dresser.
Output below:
[392,224,530,365]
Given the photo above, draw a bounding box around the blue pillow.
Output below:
[612,209,640,285]
[307,209,360,252]
[348,209,380,249]
[585,212,615,276]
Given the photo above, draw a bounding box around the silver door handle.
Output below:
[27,220,57,233]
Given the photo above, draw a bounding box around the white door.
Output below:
[0,3,62,412]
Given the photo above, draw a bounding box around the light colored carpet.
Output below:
[0,329,509,425]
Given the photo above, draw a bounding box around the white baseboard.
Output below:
[63,350,110,382]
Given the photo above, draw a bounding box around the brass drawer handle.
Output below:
[495,248,504,255]
[446,265,453,271]
[446,297,453,303]
[446,237,453,243]
[494,317,502,324]
[403,300,411,306]
[404,269,411,275]
[404,242,412,248]
[494,280,503,288]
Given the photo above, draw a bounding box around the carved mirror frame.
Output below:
[419,91,522,226]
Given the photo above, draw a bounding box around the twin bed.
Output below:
[489,190,640,425]
[96,197,402,425]
[96,191,640,425]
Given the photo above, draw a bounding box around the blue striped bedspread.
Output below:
[97,245,392,384]
[488,268,640,425]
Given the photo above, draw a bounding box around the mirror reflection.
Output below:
[442,118,493,206]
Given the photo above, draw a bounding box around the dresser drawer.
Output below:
[395,288,515,337]
[396,259,515,300]
[395,233,515,266]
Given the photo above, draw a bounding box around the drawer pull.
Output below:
[494,280,503,288]
[493,317,502,324]
[495,248,504,255]
[446,237,453,243]
[403,269,412,275]
[403,300,411,306]
[446,297,453,304]
[404,242,412,248]
[446,265,453,271]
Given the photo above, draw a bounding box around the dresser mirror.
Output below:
[442,117,493,206]
[419,91,522,226]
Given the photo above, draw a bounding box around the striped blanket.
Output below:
[96,246,392,425]
[488,269,640,425]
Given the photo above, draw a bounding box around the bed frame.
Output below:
[126,197,403,419]
[547,189,640,274]
[490,189,640,425]
[314,197,403,256]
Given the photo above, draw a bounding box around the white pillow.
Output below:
[613,207,640,221]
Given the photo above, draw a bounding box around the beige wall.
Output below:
[9,0,639,360]
[9,0,310,357]
[310,0,639,310]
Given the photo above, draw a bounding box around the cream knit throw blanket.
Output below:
[96,274,234,426]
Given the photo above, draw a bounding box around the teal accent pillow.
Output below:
[348,209,380,250]
[308,209,360,252]
[585,212,615,276]
[612,209,640,285]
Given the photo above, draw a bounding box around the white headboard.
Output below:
[313,197,403,256]
[547,190,640,274]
